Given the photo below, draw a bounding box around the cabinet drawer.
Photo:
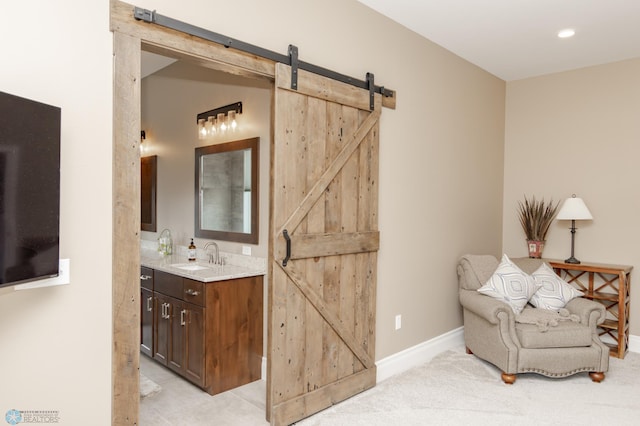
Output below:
[154,270,183,299]
[183,279,204,306]
[140,267,154,291]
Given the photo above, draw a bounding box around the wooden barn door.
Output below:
[267,62,381,425]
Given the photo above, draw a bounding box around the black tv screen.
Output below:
[0,91,61,288]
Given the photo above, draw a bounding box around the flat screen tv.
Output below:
[0,91,61,288]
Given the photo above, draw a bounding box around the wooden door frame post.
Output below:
[110,2,277,423]
[112,29,142,425]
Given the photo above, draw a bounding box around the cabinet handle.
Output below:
[180,309,186,326]
[163,303,169,319]
[147,297,153,312]
[185,289,200,296]
[140,275,152,280]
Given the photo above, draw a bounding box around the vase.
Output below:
[527,240,545,258]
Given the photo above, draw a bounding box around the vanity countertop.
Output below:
[141,248,266,283]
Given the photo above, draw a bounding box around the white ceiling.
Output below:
[358,0,640,81]
[141,51,177,78]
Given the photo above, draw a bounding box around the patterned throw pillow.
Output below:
[477,254,541,314]
[530,263,583,311]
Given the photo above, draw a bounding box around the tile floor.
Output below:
[140,355,269,425]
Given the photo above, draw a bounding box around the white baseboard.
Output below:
[629,334,640,353]
[259,328,463,383]
[260,329,637,383]
[375,327,464,383]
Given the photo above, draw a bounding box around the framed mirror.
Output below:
[141,155,157,232]
[195,137,259,244]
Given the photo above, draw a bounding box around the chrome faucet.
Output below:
[203,241,220,265]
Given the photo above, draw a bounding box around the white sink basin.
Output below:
[171,263,212,271]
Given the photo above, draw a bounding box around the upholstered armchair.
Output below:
[457,254,609,384]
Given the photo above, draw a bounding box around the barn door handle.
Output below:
[282,229,291,267]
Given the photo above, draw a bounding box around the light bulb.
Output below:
[207,116,216,137]
[218,113,227,132]
[198,118,206,139]
[229,110,237,130]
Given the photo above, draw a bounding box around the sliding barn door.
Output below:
[267,63,381,425]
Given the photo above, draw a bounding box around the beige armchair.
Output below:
[457,254,609,384]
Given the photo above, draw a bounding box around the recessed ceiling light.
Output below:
[558,29,575,38]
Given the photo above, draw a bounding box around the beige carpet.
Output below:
[140,373,161,399]
[297,349,640,425]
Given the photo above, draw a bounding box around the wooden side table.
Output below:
[549,260,632,358]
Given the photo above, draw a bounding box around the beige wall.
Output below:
[0,0,113,422]
[503,58,640,336]
[140,62,272,258]
[1,0,505,422]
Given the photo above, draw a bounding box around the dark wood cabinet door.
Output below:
[184,303,205,387]
[153,293,171,366]
[140,287,154,357]
[168,298,185,375]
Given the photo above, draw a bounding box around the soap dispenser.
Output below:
[188,238,197,262]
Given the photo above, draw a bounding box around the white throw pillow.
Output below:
[477,254,541,314]
[530,263,583,311]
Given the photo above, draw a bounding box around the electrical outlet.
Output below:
[242,246,252,256]
[395,314,402,330]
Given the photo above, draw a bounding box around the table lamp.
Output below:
[556,194,593,264]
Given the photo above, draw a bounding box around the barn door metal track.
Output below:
[134,7,393,110]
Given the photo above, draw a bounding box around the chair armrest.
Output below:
[459,289,515,325]
[565,297,606,329]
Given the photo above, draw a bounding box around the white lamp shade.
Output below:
[556,197,593,220]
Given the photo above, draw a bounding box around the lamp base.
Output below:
[564,256,581,264]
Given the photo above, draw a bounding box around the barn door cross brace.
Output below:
[133,6,393,110]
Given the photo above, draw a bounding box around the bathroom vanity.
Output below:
[140,251,264,395]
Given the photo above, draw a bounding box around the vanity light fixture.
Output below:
[558,28,575,39]
[196,101,242,139]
